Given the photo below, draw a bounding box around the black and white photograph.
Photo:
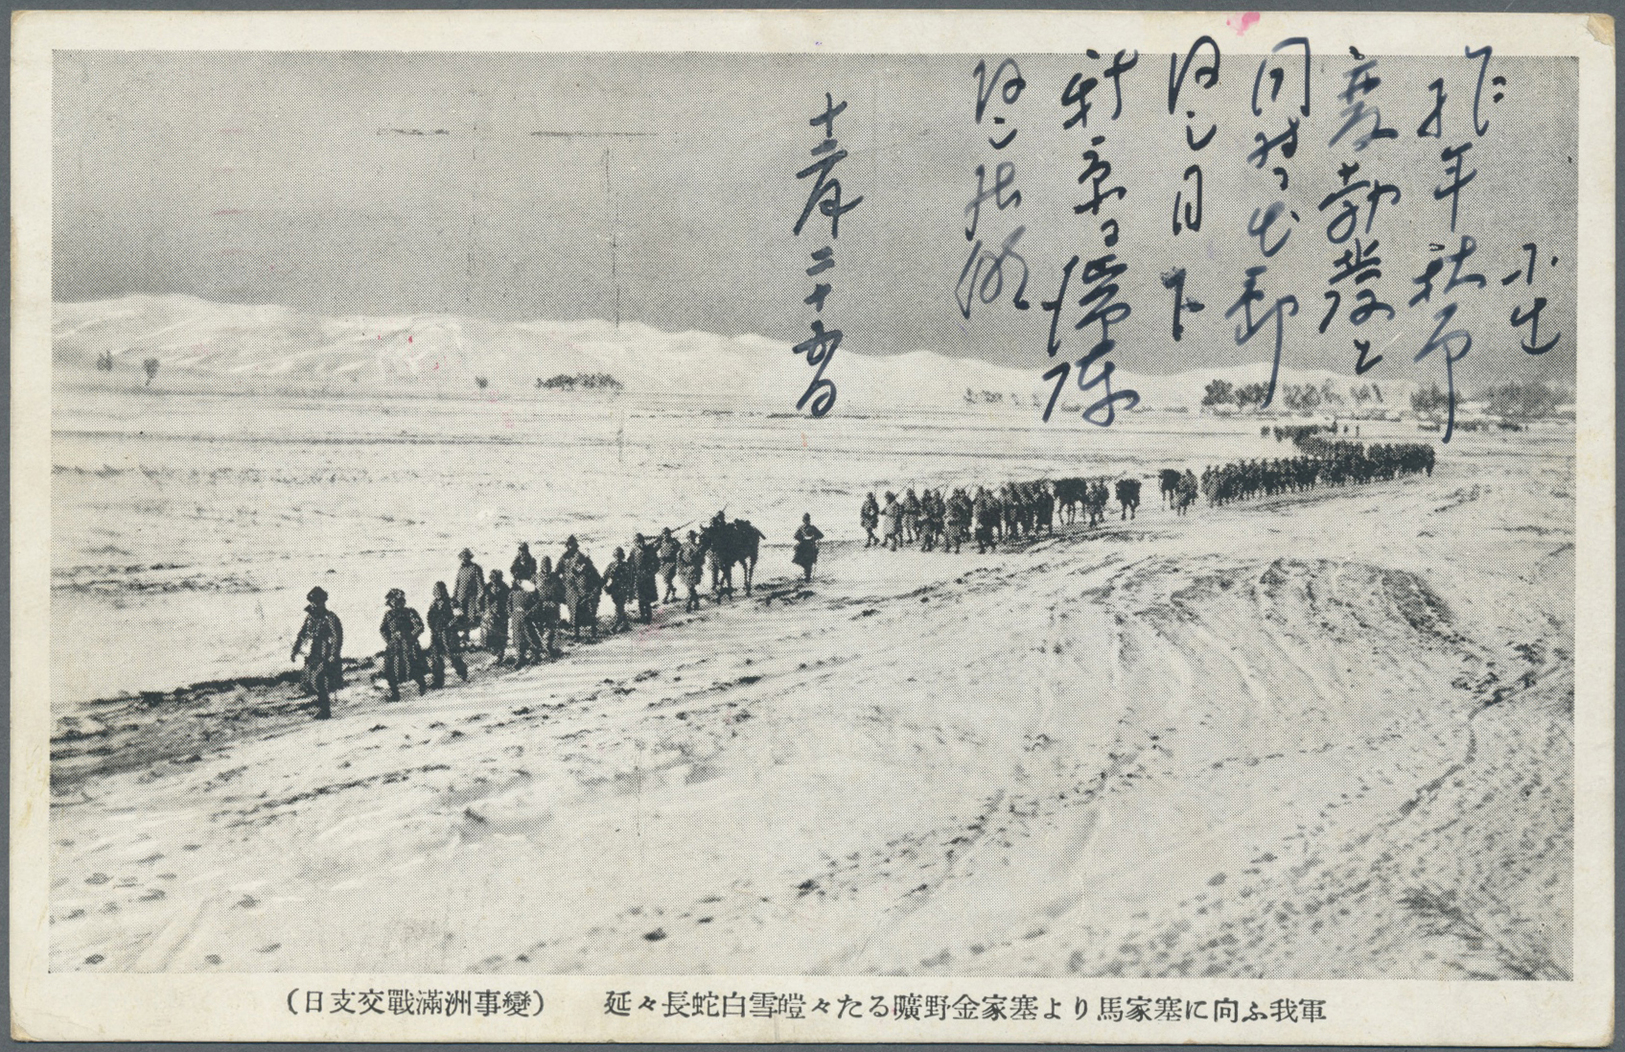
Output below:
[11,8,1614,1044]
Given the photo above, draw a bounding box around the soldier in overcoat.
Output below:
[425,581,469,687]
[508,577,541,667]
[453,548,484,644]
[602,547,633,633]
[482,569,511,658]
[860,492,880,548]
[656,528,681,603]
[510,542,537,584]
[379,587,428,701]
[291,586,344,719]
[679,530,706,612]
[628,533,660,624]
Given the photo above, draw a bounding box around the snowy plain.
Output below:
[47,298,1574,979]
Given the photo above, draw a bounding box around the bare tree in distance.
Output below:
[142,358,160,386]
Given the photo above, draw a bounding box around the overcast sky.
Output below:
[54,49,1576,381]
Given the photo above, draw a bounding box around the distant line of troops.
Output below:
[853,439,1435,553]
[858,473,1200,554]
[1201,439,1435,506]
[290,517,823,717]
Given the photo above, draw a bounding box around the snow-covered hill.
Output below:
[53,295,1413,412]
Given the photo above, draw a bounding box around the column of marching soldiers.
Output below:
[846,428,1436,554]
[289,427,1436,720]
[289,513,820,719]
[856,475,1177,556]
[1201,431,1436,505]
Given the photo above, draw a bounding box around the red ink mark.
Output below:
[432,362,440,371]
[1227,11,1260,34]
[801,433,808,448]
[408,335,413,343]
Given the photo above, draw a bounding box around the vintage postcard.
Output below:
[10,8,1614,1044]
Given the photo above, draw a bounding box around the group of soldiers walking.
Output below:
[860,481,1058,555]
[1162,471,1201,516]
[291,513,824,718]
[859,474,1192,552]
[290,430,1438,720]
[854,435,1434,552]
[1201,439,1435,506]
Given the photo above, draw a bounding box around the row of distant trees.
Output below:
[535,372,623,391]
[1410,378,1566,418]
[965,389,1088,411]
[1202,378,1381,412]
[1201,373,1564,419]
[1478,378,1565,417]
[479,373,623,391]
[95,351,160,384]
[1204,376,1561,420]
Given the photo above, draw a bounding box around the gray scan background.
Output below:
[5,0,1623,1049]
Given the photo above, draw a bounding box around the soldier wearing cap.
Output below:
[509,576,541,667]
[657,527,681,603]
[679,530,706,612]
[452,548,484,644]
[602,546,633,633]
[557,534,582,578]
[291,586,344,719]
[560,537,602,641]
[379,587,427,701]
[425,581,469,687]
[511,542,537,584]
[792,513,824,581]
[628,533,660,624]
[860,492,880,548]
[534,555,562,656]
[482,568,511,658]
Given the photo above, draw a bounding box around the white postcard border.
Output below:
[10,8,1615,1044]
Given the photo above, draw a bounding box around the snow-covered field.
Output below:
[48,379,1574,979]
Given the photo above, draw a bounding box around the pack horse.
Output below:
[701,513,766,599]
